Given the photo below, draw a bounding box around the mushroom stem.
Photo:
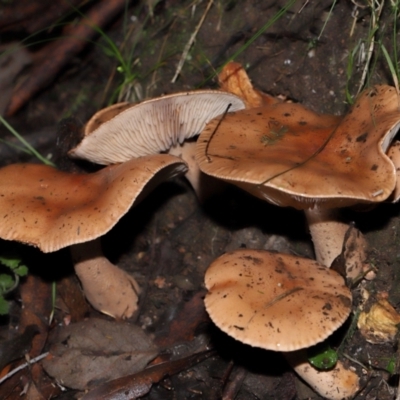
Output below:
[304,207,350,268]
[71,239,140,319]
[169,142,224,201]
[284,350,359,400]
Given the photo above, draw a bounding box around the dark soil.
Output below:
[1,1,400,399]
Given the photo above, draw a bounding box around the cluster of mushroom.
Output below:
[0,90,245,319]
[68,63,400,398]
[193,63,400,399]
[0,61,400,399]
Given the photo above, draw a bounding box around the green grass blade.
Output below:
[0,116,55,166]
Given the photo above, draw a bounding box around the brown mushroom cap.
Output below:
[69,90,245,165]
[196,85,400,209]
[0,154,187,252]
[218,61,278,108]
[204,249,352,351]
[387,140,400,202]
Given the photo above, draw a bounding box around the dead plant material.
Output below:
[0,275,53,399]
[5,0,126,116]
[43,318,158,390]
[0,0,82,34]
[81,349,215,400]
[0,325,39,372]
[155,290,209,348]
[358,296,400,344]
[56,275,91,322]
[221,366,247,400]
[18,275,52,357]
[0,43,32,116]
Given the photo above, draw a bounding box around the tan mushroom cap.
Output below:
[197,85,400,209]
[0,154,187,252]
[69,90,246,165]
[205,249,352,351]
[218,61,278,108]
[387,140,400,202]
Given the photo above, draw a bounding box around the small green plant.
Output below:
[0,112,54,316]
[345,0,400,103]
[0,255,28,315]
[308,342,338,370]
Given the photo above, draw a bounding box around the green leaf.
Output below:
[0,255,21,269]
[0,296,10,315]
[386,356,396,374]
[13,265,28,277]
[0,274,15,293]
[307,343,338,370]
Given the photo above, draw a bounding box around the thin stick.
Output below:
[171,0,213,83]
[0,352,49,385]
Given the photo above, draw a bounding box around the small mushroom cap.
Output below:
[205,249,352,351]
[197,85,400,209]
[69,90,245,165]
[218,61,278,108]
[0,154,186,252]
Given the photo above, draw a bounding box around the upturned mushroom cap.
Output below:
[69,90,246,165]
[196,85,400,209]
[204,249,352,351]
[0,154,187,252]
[84,102,133,135]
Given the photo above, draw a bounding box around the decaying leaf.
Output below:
[81,349,215,400]
[42,318,158,390]
[330,224,369,284]
[0,324,38,371]
[358,297,400,344]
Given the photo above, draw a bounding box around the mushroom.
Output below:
[204,248,358,400]
[69,90,245,198]
[217,61,278,108]
[196,85,400,268]
[284,351,360,400]
[0,154,187,318]
[387,140,400,202]
[205,249,352,351]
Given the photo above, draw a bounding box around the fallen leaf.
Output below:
[81,349,215,400]
[358,297,400,344]
[0,325,38,372]
[43,318,158,390]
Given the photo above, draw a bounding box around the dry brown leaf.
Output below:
[81,349,215,400]
[42,318,158,390]
[358,298,400,344]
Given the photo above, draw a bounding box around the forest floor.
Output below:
[0,1,400,399]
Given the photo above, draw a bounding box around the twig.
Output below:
[171,0,213,83]
[0,352,49,385]
[6,0,126,116]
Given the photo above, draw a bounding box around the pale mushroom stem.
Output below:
[71,239,140,319]
[169,142,224,201]
[304,207,350,268]
[284,350,359,400]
